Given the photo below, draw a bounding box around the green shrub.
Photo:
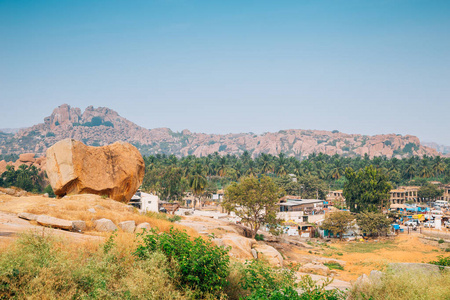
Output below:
[324,262,344,271]
[239,260,344,300]
[43,184,56,198]
[429,255,450,267]
[167,215,181,223]
[438,239,445,244]
[134,228,230,297]
[0,232,185,299]
[255,234,264,241]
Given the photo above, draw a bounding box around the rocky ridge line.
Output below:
[0,104,442,159]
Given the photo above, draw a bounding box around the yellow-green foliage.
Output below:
[0,233,187,299]
[349,268,450,300]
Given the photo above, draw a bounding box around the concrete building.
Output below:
[389,186,420,204]
[129,190,160,213]
[277,198,325,223]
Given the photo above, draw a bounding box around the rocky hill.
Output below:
[422,142,450,155]
[0,104,441,159]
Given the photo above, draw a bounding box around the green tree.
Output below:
[223,176,281,239]
[320,211,354,240]
[356,212,391,237]
[43,184,56,198]
[417,183,443,200]
[189,173,207,209]
[343,165,392,213]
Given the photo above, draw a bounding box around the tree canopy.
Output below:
[223,176,281,239]
[343,165,392,213]
[356,212,392,237]
[417,183,444,200]
[320,211,354,240]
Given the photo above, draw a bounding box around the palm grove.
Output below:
[140,151,450,202]
[140,151,450,238]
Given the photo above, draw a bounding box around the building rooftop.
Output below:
[278,199,323,206]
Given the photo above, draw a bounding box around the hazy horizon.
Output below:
[1,1,449,145]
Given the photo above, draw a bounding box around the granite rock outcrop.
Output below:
[46,139,145,202]
[1,104,443,159]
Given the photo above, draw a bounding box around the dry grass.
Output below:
[349,267,450,300]
[0,231,188,299]
[289,235,445,281]
[0,194,198,237]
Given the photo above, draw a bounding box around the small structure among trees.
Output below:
[320,211,355,240]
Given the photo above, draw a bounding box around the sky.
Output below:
[1,0,449,144]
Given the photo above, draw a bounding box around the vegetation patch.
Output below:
[323,262,344,270]
[343,241,395,253]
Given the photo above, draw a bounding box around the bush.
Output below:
[0,232,184,299]
[134,228,230,297]
[255,233,264,241]
[324,262,344,270]
[349,267,450,299]
[429,255,450,267]
[167,215,181,223]
[43,184,55,198]
[438,239,445,244]
[239,260,344,300]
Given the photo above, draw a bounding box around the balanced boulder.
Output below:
[46,139,145,203]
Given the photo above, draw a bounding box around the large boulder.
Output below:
[299,262,331,276]
[94,218,118,232]
[46,139,145,202]
[19,153,36,163]
[36,215,73,230]
[213,234,254,259]
[252,243,284,267]
[118,220,136,233]
[135,222,151,232]
[18,212,39,221]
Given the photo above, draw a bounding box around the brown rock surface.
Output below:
[2,104,443,158]
[253,242,284,267]
[36,215,73,230]
[46,139,145,202]
[19,153,35,163]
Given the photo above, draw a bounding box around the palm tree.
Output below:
[259,153,274,174]
[189,174,207,209]
[432,156,446,178]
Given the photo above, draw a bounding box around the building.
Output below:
[277,198,325,223]
[439,184,450,202]
[129,190,160,213]
[389,186,420,204]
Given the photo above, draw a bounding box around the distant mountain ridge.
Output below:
[0,104,443,159]
[422,142,450,155]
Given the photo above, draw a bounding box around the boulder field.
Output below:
[46,139,145,203]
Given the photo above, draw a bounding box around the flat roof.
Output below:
[279,199,323,206]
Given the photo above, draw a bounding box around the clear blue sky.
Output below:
[1,0,449,144]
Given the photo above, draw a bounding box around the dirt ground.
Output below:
[1,195,448,286]
[288,234,447,281]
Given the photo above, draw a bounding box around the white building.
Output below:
[277,198,325,223]
[140,192,160,213]
[129,190,160,213]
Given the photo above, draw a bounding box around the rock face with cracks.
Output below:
[46,139,145,202]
